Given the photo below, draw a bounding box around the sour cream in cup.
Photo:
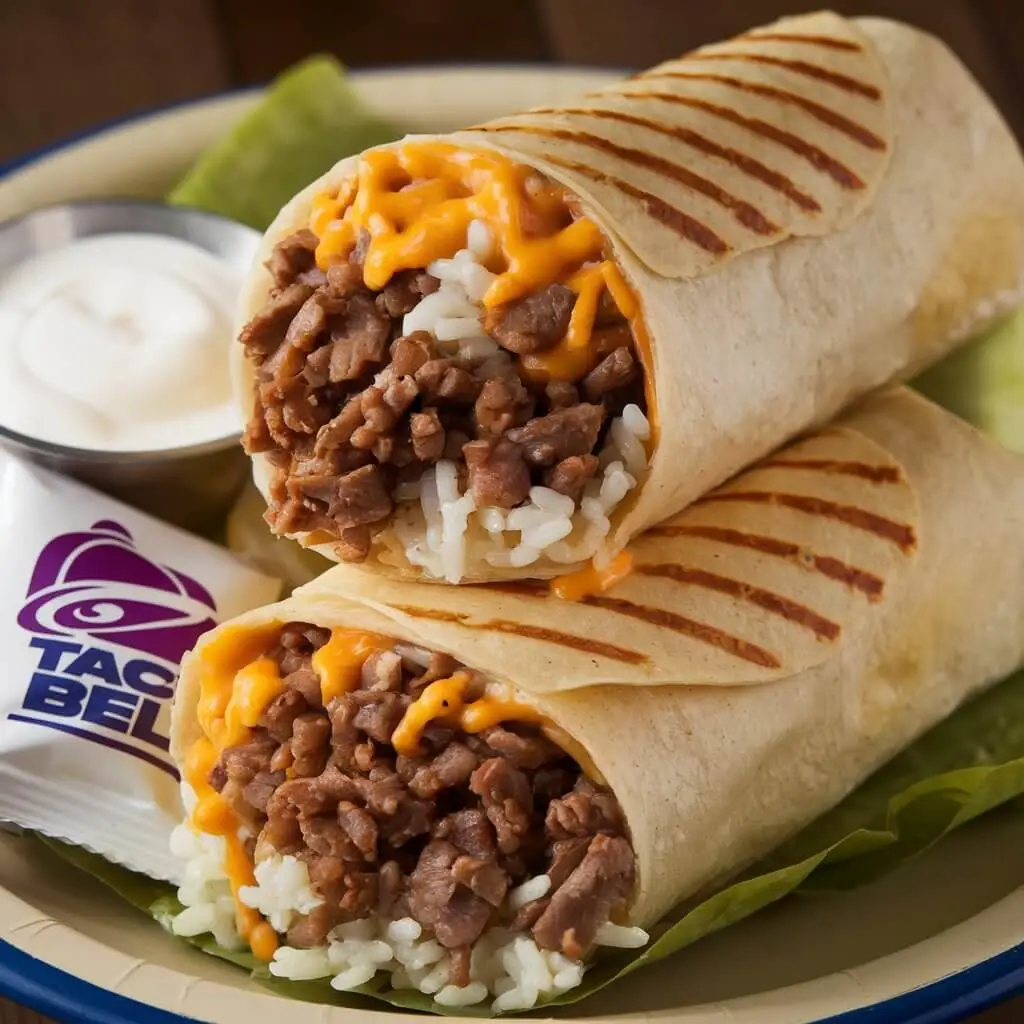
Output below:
[0,200,260,532]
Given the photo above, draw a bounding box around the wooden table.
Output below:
[2,1,1023,1020]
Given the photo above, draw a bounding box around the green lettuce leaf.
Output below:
[168,55,398,230]
[913,308,1024,453]
[37,666,1024,1016]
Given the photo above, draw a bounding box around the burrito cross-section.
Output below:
[235,11,1024,583]
[171,387,1024,1011]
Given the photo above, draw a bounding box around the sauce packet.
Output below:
[0,452,281,883]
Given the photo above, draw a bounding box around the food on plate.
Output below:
[170,56,397,232]
[169,387,1024,1010]
[234,12,1024,583]
[0,232,242,451]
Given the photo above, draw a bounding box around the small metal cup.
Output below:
[0,199,261,536]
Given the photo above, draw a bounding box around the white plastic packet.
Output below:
[0,452,281,883]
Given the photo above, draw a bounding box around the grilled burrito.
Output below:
[170,388,1024,1011]
[234,12,1024,584]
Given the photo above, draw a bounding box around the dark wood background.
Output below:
[3,0,1024,163]
[0,1,1022,1022]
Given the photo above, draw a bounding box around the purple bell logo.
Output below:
[17,520,217,665]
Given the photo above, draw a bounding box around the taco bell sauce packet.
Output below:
[0,452,281,883]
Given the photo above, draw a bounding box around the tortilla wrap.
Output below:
[234,12,1024,581]
[174,388,1024,930]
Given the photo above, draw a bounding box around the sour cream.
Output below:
[0,232,243,451]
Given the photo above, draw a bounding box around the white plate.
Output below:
[1,66,1023,1024]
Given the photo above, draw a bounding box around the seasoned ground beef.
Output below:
[239,167,646,563]
[210,622,635,963]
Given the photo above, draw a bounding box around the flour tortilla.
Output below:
[175,388,1024,926]
[233,12,1024,581]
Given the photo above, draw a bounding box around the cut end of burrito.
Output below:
[171,621,643,1012]
[239,142,653,584]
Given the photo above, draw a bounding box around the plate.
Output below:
[2,65,1024,1024]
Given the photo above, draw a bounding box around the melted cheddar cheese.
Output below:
[551,550,634,602]
[312,628,394,703]
[185,625,399,961]
[391,671,549,756]
[306,141,655,396]
[185,625,572,960]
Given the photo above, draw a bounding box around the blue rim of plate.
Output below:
[2,80,1024,1024]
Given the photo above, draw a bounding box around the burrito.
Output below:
[170,387,1024,1011]
[235,11,1024,583]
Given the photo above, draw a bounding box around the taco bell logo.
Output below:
[10,520,218,777]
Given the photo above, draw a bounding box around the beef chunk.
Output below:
[407,839,458,928]
[449,945,472,990]
[544,454,599,503]
[463,439,531,509]
[481,726,564,770]
[337,524,373,561]
[409,652,458,694]
[290,714,330,777]
[470,758,533,855]
[506,404,605,468]
[452,855,508,906]
[214,733,276,790]
[241,770,286,814]
[352,691,408,744]
[361,651,403,692]
[390,331,437,377]
[483,284,576,354]
[545,381,580,410]
[546,837,592,891]
[474,377,531,437]
[582,347,637,402]
[324,261,366,299]
[337,801,378,860]
[435,889,492,949]
[327,464,392,530]
[376,271,439,318]
[287,904,344,948]
[326,294,391,382]
[259,688,308,743]
[416,359,480,403]
[410,409,446,462]
[284,667,323,709]
[300,814,360,859]
[433,809,496,860]
[532,834,635,958]
[265,229,319,289]
[377,859,404,917]
[240,282,315,356]
[408,743,479,798]
[546,778,626,839]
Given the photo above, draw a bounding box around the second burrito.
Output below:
[170,388,1024,1012]
[235,12,1024,583]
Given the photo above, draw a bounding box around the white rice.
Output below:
[170,787,649,1011]
[389,219,651,583]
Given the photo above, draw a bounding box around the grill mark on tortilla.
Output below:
[646,523,885,599]
[636,72,886,149]
[474,124,780,235]
[685,53,881,100]
[524,106,821,213]
[539,154,729,252]
[696,491,917,550]
[580,594,780,667]
[758,458,902,483]
[483,581,550,597]
[390,605,648,664]
[635,563,840,640]
[738,32,863,51]
[612,89,862,189]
